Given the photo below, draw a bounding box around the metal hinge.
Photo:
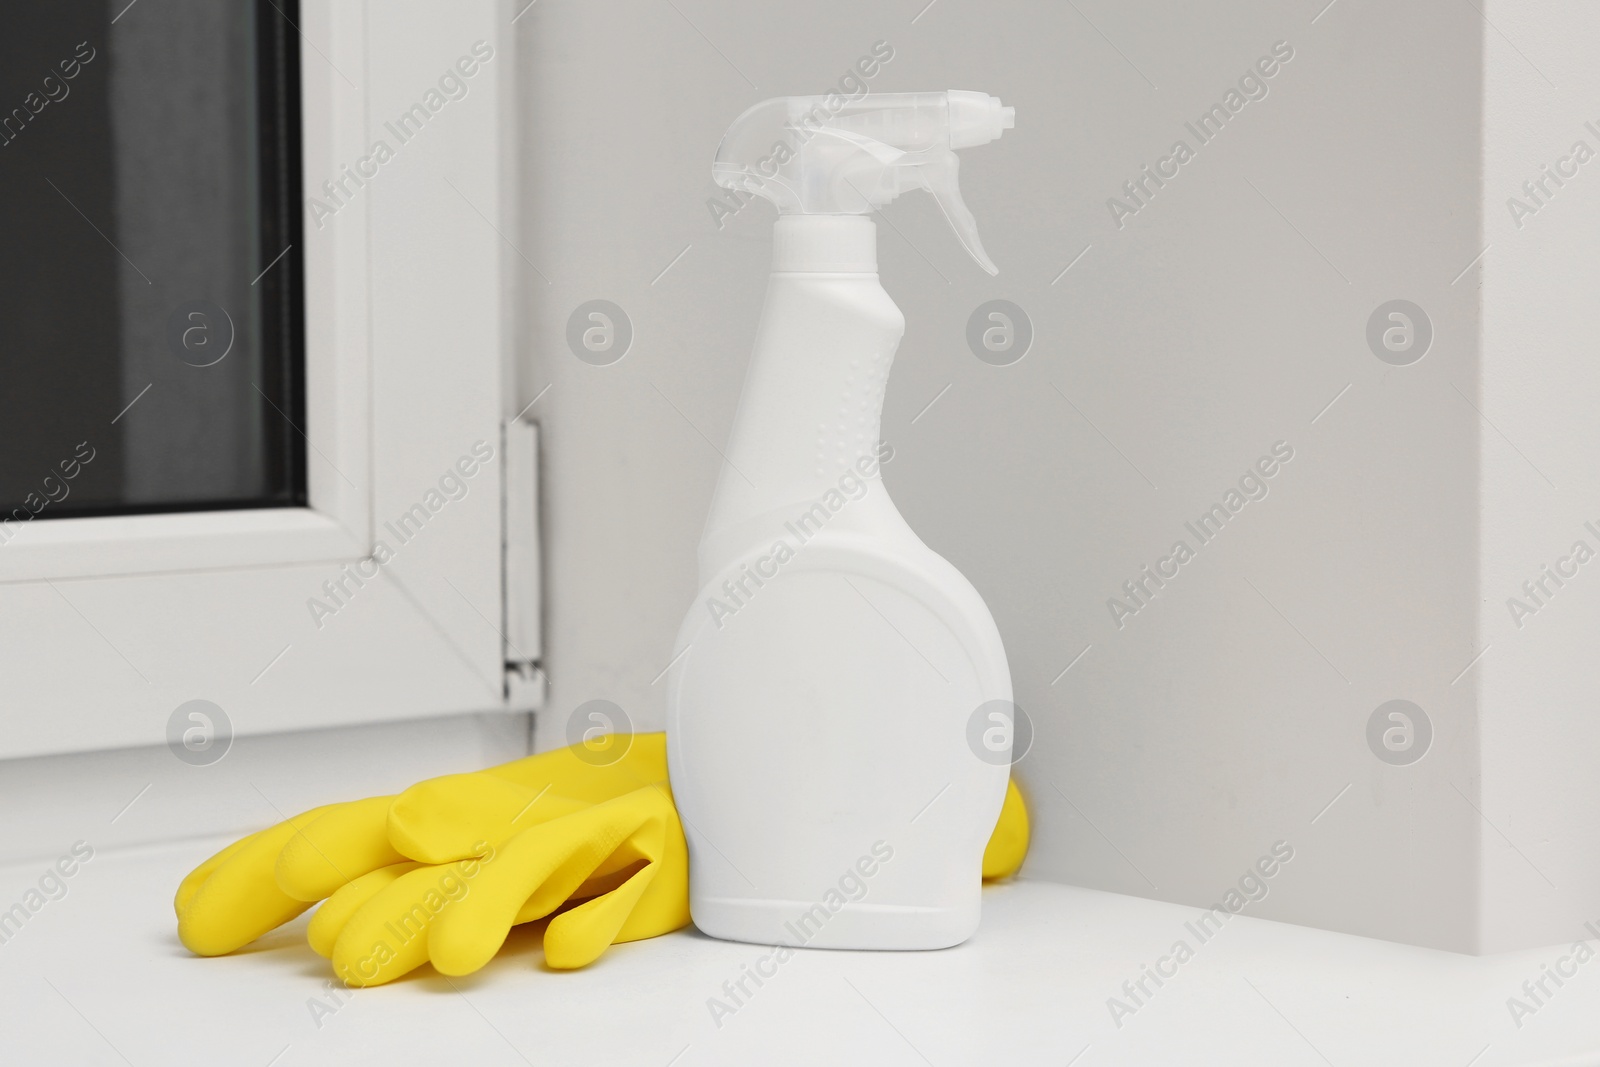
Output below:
[502,416,544,710]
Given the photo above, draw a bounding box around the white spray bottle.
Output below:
[666,91,1017,949]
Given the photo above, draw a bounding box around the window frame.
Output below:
[0,0,519,759]
[0,0,371,583]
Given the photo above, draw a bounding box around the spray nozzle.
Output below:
[714,90,1014,275]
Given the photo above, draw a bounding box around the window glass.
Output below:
[0,0,305,520]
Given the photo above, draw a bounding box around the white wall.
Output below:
[1478,1,1600,952]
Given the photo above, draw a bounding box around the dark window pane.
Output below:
[0,0,305,520]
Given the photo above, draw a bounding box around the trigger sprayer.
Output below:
[667,91,1018,951]
[713,90,1014,273]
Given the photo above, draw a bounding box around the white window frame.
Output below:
[0,0,522,759]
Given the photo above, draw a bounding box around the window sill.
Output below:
[4,839,1593,1065]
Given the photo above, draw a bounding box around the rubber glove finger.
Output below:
[503,860,649,927]
[426,792,662,977]
[612,795,691,946]
[543,863,661,969]
[308,861,421,958]
[564,864,648,906]
[277,795,405,902]
[388,774,589,865]
[177,806,336,956]
[174,825,270,918]
[331,860,481,987]
[539,788,690,965]
[424,825,603,976]
[982,778,1030,881]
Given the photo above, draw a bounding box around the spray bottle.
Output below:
[666,91,1017,949]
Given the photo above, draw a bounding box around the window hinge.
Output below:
[502,416,543,709]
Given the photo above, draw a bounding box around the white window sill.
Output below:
[4,838,1593,1065]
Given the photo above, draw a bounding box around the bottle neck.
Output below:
[699,217,903,569]
[771,214,877,272]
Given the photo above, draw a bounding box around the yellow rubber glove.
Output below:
[983,779,1030,880]
[318,780,688,986]
[174,734,670,957]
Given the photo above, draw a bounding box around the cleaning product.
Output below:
[666,91,1017,950]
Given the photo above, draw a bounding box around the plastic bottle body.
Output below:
[666,217,1011,950]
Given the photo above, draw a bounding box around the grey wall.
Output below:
[517,0,1503,949]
